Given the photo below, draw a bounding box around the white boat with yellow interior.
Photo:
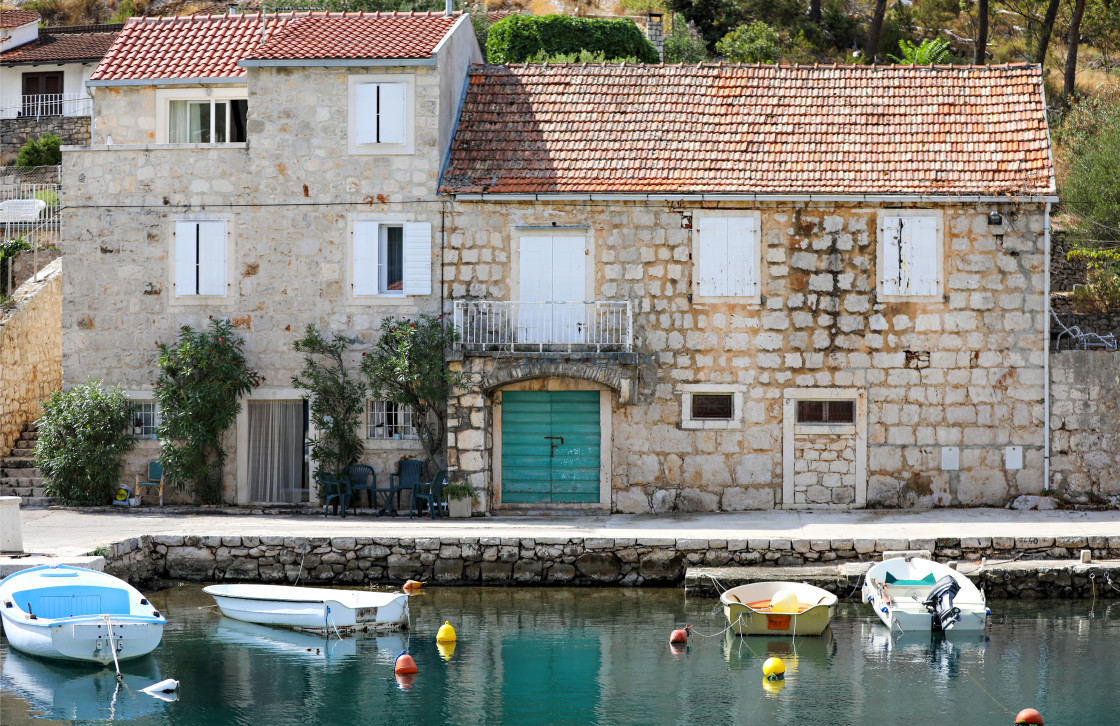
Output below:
[720,581,837,636]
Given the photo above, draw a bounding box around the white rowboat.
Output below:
[202,584,409,633]
[862,557,988,633]
[719,581,837,636]
[0,565,165,664]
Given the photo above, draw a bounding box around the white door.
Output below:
[519,236,586,345]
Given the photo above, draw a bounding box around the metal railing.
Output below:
[453,300,633,352]
[1,182,62,291]
[0,93,92,120]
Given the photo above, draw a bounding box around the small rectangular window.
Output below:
[692,394,734,420]
[367,400,418,440]
[174,220,227,296]
[796,400,855,424]
[131,401,160,439]
[168,98,248,144]
[380,225,404,293]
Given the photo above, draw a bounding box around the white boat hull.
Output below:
[203,585,409,633]
[862,558,988,633]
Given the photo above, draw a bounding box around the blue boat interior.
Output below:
[12,585,131,619]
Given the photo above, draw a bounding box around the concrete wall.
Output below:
[0,258,62,457]
[445,201,1049,512]
[1049,351,1120,496]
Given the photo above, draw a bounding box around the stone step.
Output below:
[11,497,56,507]
[0,476,44,487]
[19,431,39,441]
[14,439,36,450]
[1,456,38,469]
[0,485,50,499]
[1,467,41,479]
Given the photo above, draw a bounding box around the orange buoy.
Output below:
[395,672,417,691]
[402,580,425,593]
[1015,708,1043,725]
[669,624,693,644]
[394,652,418,674]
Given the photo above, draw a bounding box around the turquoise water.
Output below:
[3,585,1119,725]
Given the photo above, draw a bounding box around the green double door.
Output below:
[501,391,601,504]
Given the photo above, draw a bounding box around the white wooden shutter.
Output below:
[196,221,227,296]
[353,221,378,296]
[726,217,757,296]
[907,216,939,296]
[377,84,407,145]
[355,84,378,145]
[695,217,727,296]
[880,216,904,296]
[402,221,432,295]
[174,221,197,296]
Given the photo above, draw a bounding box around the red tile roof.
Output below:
[0,10,40,28]
[243,13,462,61]
[0,26,122,64]
[441,63,1055,197]
[90,11,461,82]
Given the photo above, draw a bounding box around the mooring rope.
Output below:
[325,605,344,642]
[103,614,123,680]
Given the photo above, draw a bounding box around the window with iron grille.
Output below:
[796,399,856,425]
[132,401,160,439]
[367,400,418,440]
[691,393,734,420]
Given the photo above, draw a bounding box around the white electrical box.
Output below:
[1005,446,1023,470]
[941,446,960,471]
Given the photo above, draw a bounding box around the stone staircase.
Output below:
[0,422,55,507]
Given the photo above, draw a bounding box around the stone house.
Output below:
[1,11,122,161]
[439,63,1056,513]
[62,11,481,503]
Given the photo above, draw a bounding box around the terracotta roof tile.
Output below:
[243,13,461,61]
[441,63,1055,197]
[0,10,40,28]
[0,27,122,64]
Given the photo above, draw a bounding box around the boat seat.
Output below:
[745,599,813,614]
[15,586,131,618]
[725,592,741,603]
[885,572,936,586]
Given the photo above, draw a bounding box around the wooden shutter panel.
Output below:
[402,221,432,295]
[353,221,378,296]
[726,217,757,296]
[880,216,904,296]
[695,218,727,296]
[354,84,377,145]
[196,221,227,296]
[907,216,940,296]
[377,84,407,145]
[174,221,198,296]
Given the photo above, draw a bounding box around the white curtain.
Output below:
[248,401,305,503]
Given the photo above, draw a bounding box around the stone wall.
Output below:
[444,200,1049,511]
[0,258,62,457]
[792,432,857,506]
[0,117,90,164]
[100,531,1120,593]
[1049,351,1120,496]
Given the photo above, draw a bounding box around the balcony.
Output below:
[0,94,92,120]
[453,300,633,353]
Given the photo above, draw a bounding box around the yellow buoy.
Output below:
[762,657,786,680]
[436,620,457,643]
[437,641,457,661]
[769,589,800,614]
[762,676,786,695]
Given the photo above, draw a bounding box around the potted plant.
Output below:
[443,480,477,518]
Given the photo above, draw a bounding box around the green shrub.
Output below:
[716,21,781,64]
[0,236,32,297]
[487,15,660,64]
[527,49,641,63]
[665,14,709,64]
[35,381,135,506]
[16,134,61,168]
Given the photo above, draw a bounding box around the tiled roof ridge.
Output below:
[41,23,126,34]
[487,61,1041,71]
[0,9,41,27]
[131,9,462,22]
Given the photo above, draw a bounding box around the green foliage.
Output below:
[486,15,660,64]
[155,319,261,504]
[1067,247,1120,312]
[266,0,447,10]
[819,0,862,52]
[35,381,135,506]
[890,37,951,64]
[527,49,642,63]
[292,326,366,497]
[359,314,464,477]
[0,236,32,297]
[716,20,781,63]
[470,4,490,62]
[666,0,803,50]
[443,479,479,503]
[15,134,61,168]
[664,13,709,63]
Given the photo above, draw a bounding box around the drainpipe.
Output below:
[1043,201,1051,490]
[445,0,453,16]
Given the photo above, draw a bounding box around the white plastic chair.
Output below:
[0,199,47,224]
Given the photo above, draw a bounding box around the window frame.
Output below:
[347,215,431,303]
[367,399,419,440]
[679,383,743,430]
[347,74,415,156]
[131,400,161,439]
[155,87,249,145]
[169,216,235,306]
[795,399,856,426]
[876,209,943,302]
[691,211,762,304]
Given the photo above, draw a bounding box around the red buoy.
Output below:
[394,652,418,675]
[395,672,417,691]
[1015,708,1043,725]
[669,624,693,644]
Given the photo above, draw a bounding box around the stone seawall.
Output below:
[102,533,1120,597]
[1049,351,1120,496]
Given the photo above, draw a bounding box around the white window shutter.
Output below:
[726,217,757,296]
[695,218,728,296]
[355,84,378,145]
[377,84,407,145]
[174,222,198,296]
[402,221,432,295]
[196,221,227,296]
[880,216,904,296]
[353,221,378,296]
[908,216,940,296]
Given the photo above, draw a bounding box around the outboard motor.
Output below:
[923,575,962,631]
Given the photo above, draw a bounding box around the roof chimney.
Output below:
[645,12,664,62]
[445,0,453,17]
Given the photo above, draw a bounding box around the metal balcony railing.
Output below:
[453,300,633,352]
[0,93,92,120]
